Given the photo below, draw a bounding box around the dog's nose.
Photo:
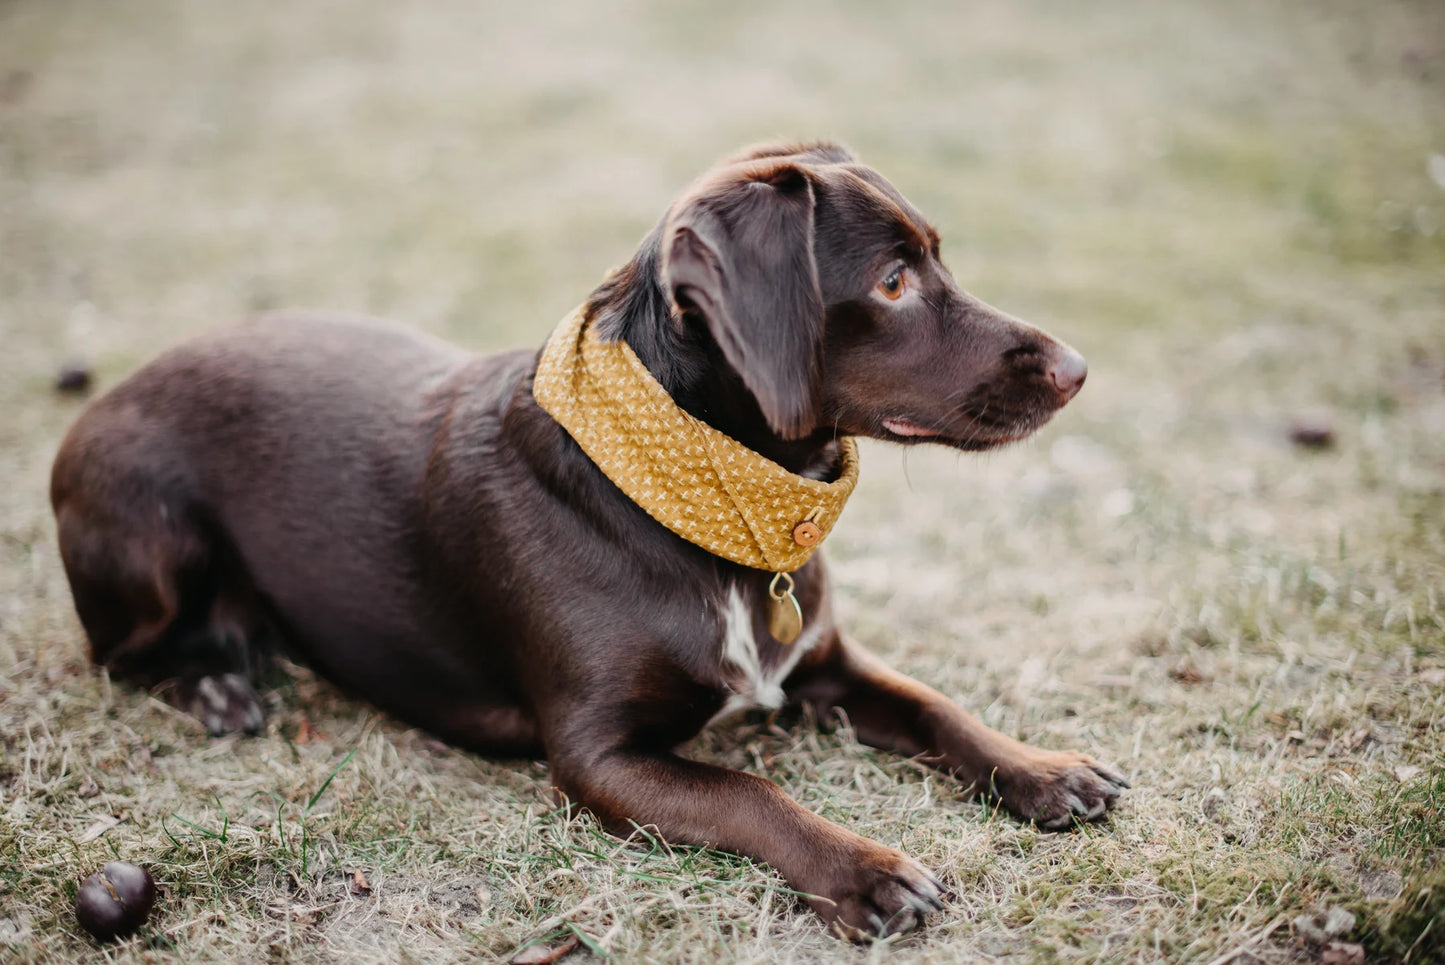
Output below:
[1046,348,1087,400]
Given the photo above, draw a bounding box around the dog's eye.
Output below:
[877,268,906,300]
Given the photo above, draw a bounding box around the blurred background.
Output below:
[3,1,1439,362]
[1,1,1442,962]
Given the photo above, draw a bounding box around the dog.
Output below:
[51,141,1127,938]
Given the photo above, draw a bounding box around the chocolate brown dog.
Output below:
[52,142,1127,937]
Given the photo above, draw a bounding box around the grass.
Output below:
[1,0,1443,961]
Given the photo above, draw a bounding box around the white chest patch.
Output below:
[712,586,825,724]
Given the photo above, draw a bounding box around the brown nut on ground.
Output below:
[1288,413,1335,449]
[55,360,93,394]
[75,861,156,942]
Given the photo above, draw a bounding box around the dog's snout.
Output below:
[1046,347,1087,400]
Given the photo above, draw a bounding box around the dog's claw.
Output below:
[180,672,265,737]
[904,888,944,915]
[817,848,944,940]
[1002,751,1129,830]
[1093,762,1131,789]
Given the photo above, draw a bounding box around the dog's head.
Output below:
[592,142,1086,453]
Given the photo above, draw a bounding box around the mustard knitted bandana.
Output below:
[532,306,859,574]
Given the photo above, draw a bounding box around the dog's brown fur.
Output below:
[51,142,1125,937]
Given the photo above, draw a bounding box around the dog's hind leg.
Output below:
[161,582,272,736]
[55,493,271,736]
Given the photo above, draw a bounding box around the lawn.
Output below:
[1,1,1442,962]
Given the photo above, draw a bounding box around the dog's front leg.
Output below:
[548,745,942,937]
[787,636,1129,829]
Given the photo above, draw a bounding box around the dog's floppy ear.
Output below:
[661,162,823,440]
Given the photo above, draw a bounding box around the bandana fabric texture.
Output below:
[532,306,859,573]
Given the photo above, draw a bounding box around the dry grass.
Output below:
[2,0,1443,962]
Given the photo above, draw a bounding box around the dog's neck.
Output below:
[588,234,838,481]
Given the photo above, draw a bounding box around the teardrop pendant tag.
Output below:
[767,572,803,645]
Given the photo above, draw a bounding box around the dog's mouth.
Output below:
[880,417,940,439]
[879,415,1040,451]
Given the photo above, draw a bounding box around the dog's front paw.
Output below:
[997,750,1129,830]
[174,673,265,736]
[805,844,944,939]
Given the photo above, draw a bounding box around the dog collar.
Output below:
[532,306,859,575]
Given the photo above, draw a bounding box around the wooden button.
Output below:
[792,521,822,546]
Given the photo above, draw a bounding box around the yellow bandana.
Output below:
[532,306,859,573]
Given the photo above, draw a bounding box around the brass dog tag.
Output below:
[767,572,803,645]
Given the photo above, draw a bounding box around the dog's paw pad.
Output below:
[181,673,265,736]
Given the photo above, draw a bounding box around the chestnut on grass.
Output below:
[74,861,156,942]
